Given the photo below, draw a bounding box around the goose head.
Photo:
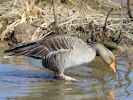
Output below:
[92,43,116,73]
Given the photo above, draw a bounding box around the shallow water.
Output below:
[0,0,133,100]
[0,42,133,100]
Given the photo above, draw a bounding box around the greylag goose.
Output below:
[4,35,116,81]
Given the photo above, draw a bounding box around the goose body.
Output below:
[5,35,116,81]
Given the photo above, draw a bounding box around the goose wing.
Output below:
[4,35,77,58]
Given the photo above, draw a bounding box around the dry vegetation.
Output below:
[0,0,132,51]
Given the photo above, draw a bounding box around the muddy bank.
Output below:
[0,0,132,53]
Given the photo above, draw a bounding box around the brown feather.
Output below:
[5,35,79,58]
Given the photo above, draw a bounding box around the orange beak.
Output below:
[109,61,116,73]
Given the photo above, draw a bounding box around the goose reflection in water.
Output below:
[0,63,116,100]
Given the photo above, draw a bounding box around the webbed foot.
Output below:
[55,72,77,82]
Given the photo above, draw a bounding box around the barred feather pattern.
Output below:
[5,35,96,72]
[6,35,81,58]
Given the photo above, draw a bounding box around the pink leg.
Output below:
[55,72,77,82]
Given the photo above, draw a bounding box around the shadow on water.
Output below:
[0,64,54,79]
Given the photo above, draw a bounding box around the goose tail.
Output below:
[4,41,37,53]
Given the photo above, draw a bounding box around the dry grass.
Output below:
[0,0,132,43]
